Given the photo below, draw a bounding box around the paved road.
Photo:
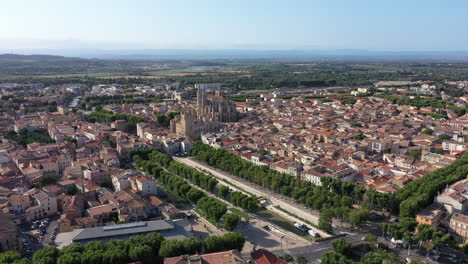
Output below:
[42,218,59,246]
[174,157,321,225]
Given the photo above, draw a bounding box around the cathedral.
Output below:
[171,89,238,140]
[196,89,238,123]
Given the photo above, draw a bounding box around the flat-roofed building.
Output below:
[55,219,192,248]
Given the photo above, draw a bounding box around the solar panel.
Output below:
[103,222,147,231]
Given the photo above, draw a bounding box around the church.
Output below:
[171,89,238,140]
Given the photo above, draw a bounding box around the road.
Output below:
[42,218,59,246]
[174,157,321,226]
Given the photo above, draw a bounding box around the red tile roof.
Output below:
[251,249,286,264]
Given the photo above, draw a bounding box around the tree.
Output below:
[421,129,433,135]
[218,186,230,199]
[144,232,165,254]
[32,247,59,264]
[221,232,245,252]
[129,245,153,264]
[80,250,103,264]
[84,241,106,252]
[106,239,129,252]
[196,197,227,222]
[223,213,240,231]
[0,251,23,263]
[404,149,421,159]
[281,254,294,262]
[348,209,369,227]
[57,253,81,264]
[102,249,128,264]
[39,175,57,187]
[186,189,205,204]
[61,243,84,255]
[64,136,77,144]
[360,250,401,264]
[296,255,308,264]
[205,232,245,253]
[462,243,468,254]
[11,259,31,264]
[318,210,333,233]
[204,236,224,253]
[66,185,79,195]
[321,252,351,264]
[332,238,352,256]
[159,240,184,258]
[181,237,202,255]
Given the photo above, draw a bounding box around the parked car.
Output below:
[263,225,271,231]
[294,222,309,232]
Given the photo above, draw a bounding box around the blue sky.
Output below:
[1,0,467,51]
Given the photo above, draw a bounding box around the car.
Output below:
[262,225,271,231]
[430,255,439,260]
[294,222,309,232]
[21,238,27,243]
[308,229,320,237]
[448,257,457,263]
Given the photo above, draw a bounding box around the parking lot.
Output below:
[18,216,59,256]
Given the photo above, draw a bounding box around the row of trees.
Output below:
[169,162,218,192]
[395,153,468,217]
[158,171,204,203]
[189,142,383,231]
[83,109,144,134]
[130,148,242,231]
[18,230,244,264]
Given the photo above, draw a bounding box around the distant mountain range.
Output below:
[2,49,468,61]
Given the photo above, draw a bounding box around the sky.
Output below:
[1,0,468,52]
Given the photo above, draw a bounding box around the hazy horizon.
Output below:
[1,0,468,53]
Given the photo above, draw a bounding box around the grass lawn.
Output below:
[229,208,252,221]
